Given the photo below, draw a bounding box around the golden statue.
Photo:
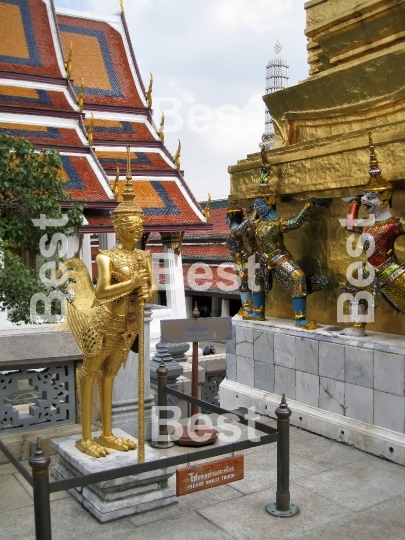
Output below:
[173,139,181,170]
[201,193,211,222]
[61,147,157,458]
[157,111,165,142]
[64,41,73,79]
[86,113,94,148]
[145,73,153,109]
[76,78,84,113]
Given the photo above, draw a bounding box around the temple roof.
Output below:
[83,117,156,145]
[56,9,146,110]
[0,0,65,79]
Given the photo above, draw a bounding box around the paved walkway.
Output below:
[1,417,405,540]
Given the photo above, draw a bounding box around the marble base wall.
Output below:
[224,316,405,460]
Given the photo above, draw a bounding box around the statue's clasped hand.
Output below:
[130,269,149,290]
[309,197,332,208]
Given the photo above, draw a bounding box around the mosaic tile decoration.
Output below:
[97,150,171,171]
[111,179,203,224]
[0,123,84,146]
[0,85,73,110]
[0,0,62,77]
[62,155,111,201]
[57,14,144,107]
[83,118,155,142]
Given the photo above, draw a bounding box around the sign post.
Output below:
[160,303,232,446]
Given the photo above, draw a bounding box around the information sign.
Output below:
[176,455,244,496]
[160,317,232,343]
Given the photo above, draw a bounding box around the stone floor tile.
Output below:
[294,455,405,511]
[0,474,33,512]
[129,510,234,540]
[0,506,36,540]
[198,484,351,540]
[291,495,405,540]
[130,483,242,527]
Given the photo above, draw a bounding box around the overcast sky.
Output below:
[54,0,308,200]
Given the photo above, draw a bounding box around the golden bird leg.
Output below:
[75,373,109,458]
[93,374,136,451]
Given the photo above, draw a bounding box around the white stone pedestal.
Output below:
[51,429,177,523]
[221,315,405,466]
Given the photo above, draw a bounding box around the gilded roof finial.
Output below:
[173,139,181,170]
[86,113,94,148]
[201,193,211,222]
[145,73,153,109]
[76,78,84,113]
[364,132,393,192]
[120,0,124,12]
[64,41,73,79]
[113,167,120,201]
[157,111,165,142]
[274,39,282,55]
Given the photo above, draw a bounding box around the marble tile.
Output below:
[227,353,236,382]
[319,377,345,415]
[274,365,296,400]
[296,338,319,375]
[296,371,319,407]
[254,360,274,392]
[236,355,254,387]
[274,333,296,369]
[226,326,236,355]
[345,383,373,424]
[235,326,253,359]
[345,346,373,388]
[319,341,345,381]
[374,390,405,433]
[253,329,274,363]
[374,351,405,396]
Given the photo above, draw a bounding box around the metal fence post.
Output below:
[267,393,298,517]
[150,358,174,448]
[29,438,52,540]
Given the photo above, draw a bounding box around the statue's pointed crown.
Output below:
[111,147,143,223]
[364,132,393,192]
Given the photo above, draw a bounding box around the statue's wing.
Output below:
[64,257,96,312]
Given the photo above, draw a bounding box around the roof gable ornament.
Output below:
[157,111,165,142]
[201,193,211,223]
[145,73,153,108]
[86,113,94,147]
[64,41,73,79]
[173,139,181,170]
[76,78,84,113]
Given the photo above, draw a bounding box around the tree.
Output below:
[0,133,83,324]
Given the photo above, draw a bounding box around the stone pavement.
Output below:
[1,417,405,540]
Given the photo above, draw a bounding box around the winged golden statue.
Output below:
[60,148,157,459]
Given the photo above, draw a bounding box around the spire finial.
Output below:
[274,39,282,55]
[120,0,124,12]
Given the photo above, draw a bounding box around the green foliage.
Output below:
[0,133,83,324]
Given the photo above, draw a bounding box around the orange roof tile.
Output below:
[83,118,155,143]
[61,155,110,201]
[0,0,62,78]
[98,150,171,172]
[0,85,74,111]
[0,123,83,146]
[57,14,145,108]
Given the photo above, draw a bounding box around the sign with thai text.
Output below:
[160,317,232,343]
[176,455,244,496]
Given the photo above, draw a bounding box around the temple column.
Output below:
[221,298,230,317]
[211,296,220,317]
[186,296,193,318]
[99,232,116,250]
[160,232,186,319]
[112,304,154,439]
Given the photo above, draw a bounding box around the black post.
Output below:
[29,438,52,539]
[266,394,298,517]
[150,358,174,448]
